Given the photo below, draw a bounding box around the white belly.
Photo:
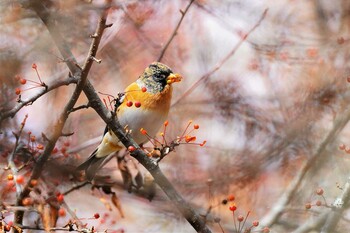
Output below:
[118,107,168,145]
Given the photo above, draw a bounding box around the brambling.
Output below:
[78,62,182,180]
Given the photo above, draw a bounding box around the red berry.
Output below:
[64,141,70,147]
[134,101,141,108]
[305,203,312,209]
[229,205,237,211]
[32,63,37,69]
[52,147,58,154]
[126,101,133,107]
[57,194,64,202]
[193,124,199,129]
[94,213,100,219]
[237,215,244,222]
[252,220,259,227]
[58,208,66,217]
[347,77,350,83]
[128,146,136,152]
[15,88,21,95]
[16,175,24,184]
[316,188,324,195]
[20,78,27,85]
[141,87,147,92]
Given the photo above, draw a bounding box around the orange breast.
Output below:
[118,82,173,114]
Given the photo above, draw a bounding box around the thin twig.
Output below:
[157,0,195,62]
[171,8,268,107]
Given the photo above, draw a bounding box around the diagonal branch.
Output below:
[171,8,268,107]
[157,0,195,62]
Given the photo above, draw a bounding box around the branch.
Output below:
[13,0,112,230]
[157,0,195,62]
[0,76,77,124]
[171,8,268,107]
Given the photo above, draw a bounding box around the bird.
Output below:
[78,62,182,180]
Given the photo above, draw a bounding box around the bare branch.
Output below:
[171,8,268,107]
[0,76,77,124]
[157,0,195,62]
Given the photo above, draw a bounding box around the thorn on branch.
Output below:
[90,56,102,64]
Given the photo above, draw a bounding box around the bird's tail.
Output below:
[77,149,106,181]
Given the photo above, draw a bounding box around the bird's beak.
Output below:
[166,73,183,84]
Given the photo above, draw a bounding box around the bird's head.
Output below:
[139,62,182,92]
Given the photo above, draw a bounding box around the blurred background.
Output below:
[1,0,350,232]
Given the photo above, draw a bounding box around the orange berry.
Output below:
[4,225,11,231]
[7,174,14,181]
[134,101,141,108]
[36,144,44,150]
[22,197,33,206]
[16,175,24,184]
[20,78,27,85]
[140,128,147,135]
[200,141,207,146]
[164,120,169,126]
[30,179,38,186]
[193,124,199,129]
[58,208,66,217]
[30,135,36,142]
[32,63,37,69]
[141,87,147,92]
[15,88,21,95]
[185,135,196,143]
[227,194,235,201]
